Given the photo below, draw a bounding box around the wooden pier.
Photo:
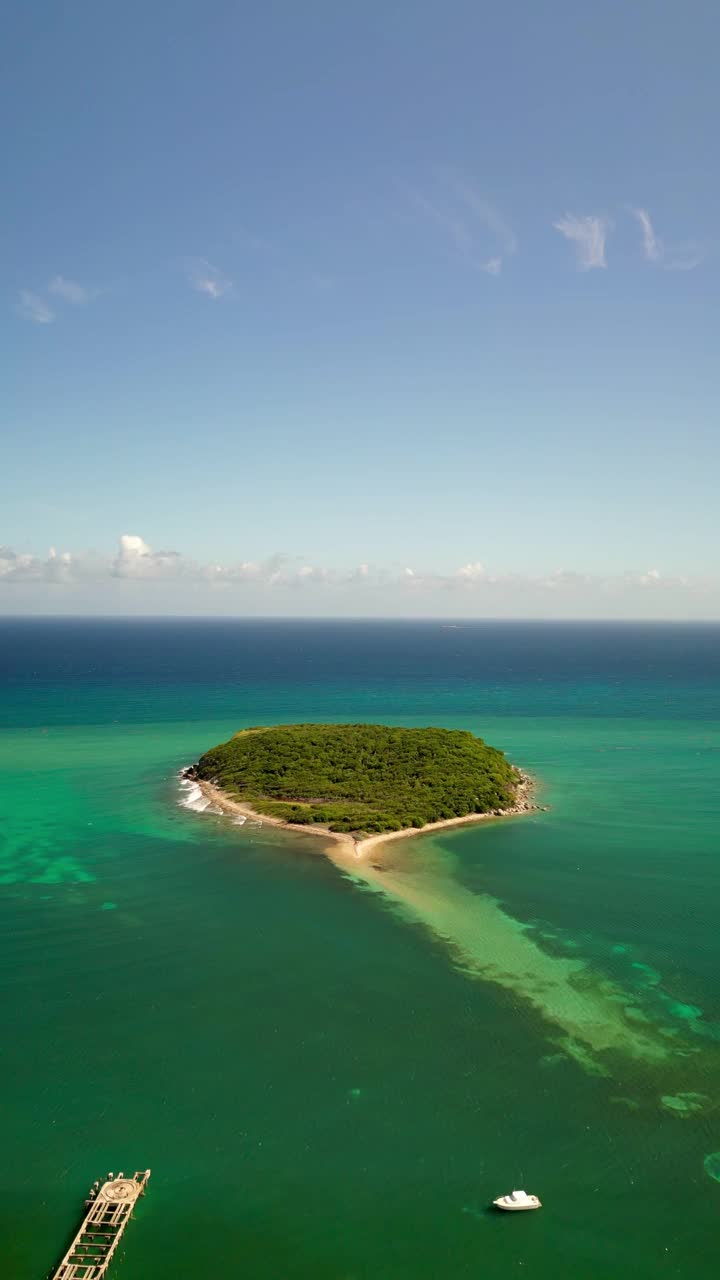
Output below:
[50,1170,150,1279]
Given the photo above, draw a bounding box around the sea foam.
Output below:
[178,772,249,823]
[177,773,211,813]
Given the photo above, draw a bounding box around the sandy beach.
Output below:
[190,771,538,861]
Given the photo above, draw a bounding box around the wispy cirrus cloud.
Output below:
[444,174,518,256]
[632,208,662,262]
[553,213,612,270]
[481,257,502,277]
[403,172,517,275]
[17,275,97,324]
[17,290,55,324]
[630,207,705,271]
[185,257,232,299]
[48,275,97,304]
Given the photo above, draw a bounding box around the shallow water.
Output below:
[1,620,719,1277]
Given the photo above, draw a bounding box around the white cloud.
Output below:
[185,257,232,299]
[1,538,716,619]
[119,534,152,559]
[295,564,329,583]
[404,185,472,252]
[113,534,182,579]
[444,175,518,255]
[540,569,594,590]
[404,174,516,275]
[481,257,502,276]
[17,290,55,324]
[553,213,611,270]
[456,561,486,580]
[630,207,705,271]
[16,277,97,324]
[48,275,96,304]
[0,543,82,582]
[631,208,661,262]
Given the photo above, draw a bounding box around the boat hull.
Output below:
[493,1197,541,1211]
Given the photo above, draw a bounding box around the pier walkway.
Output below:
[51,1170,150,1279]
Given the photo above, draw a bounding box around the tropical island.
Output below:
[184,723,535,855]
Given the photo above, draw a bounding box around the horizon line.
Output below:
[1,614,720,626]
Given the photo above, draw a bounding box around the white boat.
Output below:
[493,1189,542,1211]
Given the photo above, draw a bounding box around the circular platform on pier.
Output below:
[101,1179,139,1203]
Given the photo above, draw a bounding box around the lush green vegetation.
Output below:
[194,723,520,835]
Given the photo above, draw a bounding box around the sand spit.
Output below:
[180,769,713,1089]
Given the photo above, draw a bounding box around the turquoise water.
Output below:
[1,621,719,1277]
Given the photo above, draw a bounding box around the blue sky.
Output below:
[3,0,719,616]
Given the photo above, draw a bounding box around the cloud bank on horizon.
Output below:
[0,534,716,619]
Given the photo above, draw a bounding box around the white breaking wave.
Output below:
[178,771,249,824]
[177,774,211,813]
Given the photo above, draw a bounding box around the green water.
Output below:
[2,627,720,1277]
